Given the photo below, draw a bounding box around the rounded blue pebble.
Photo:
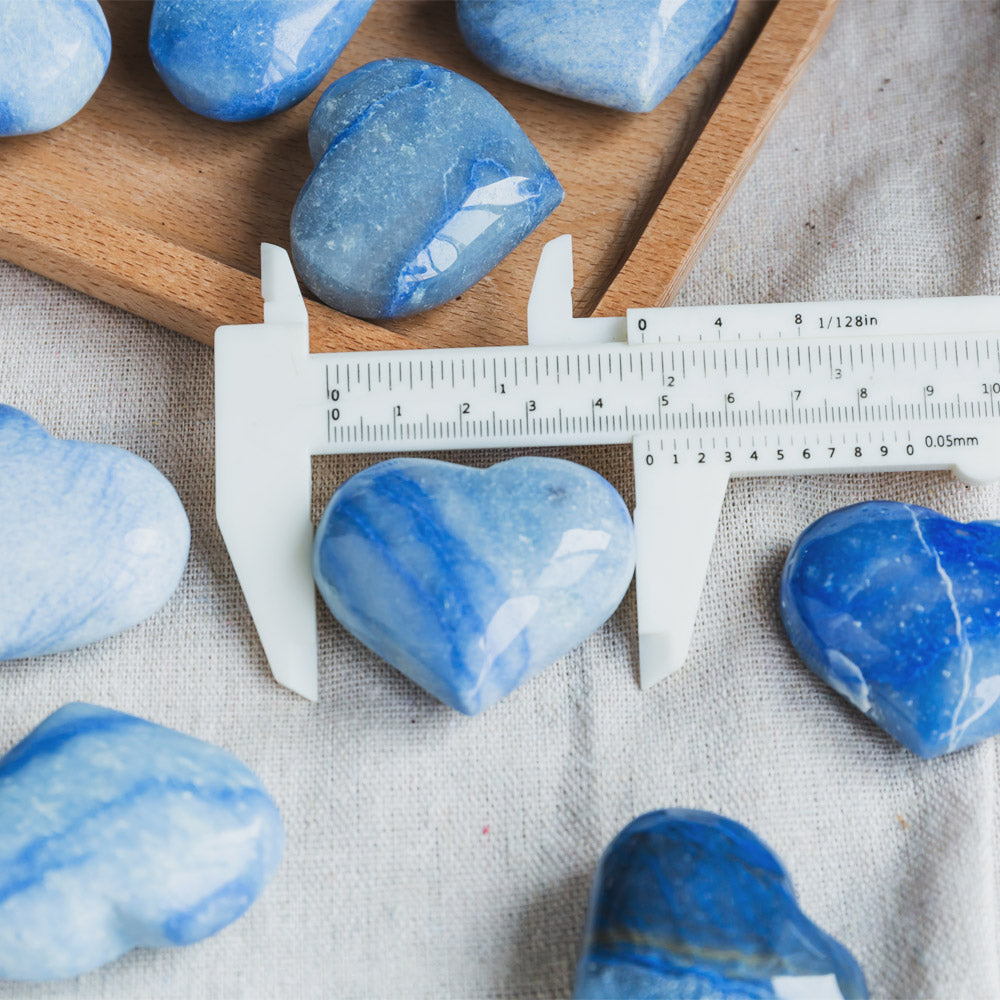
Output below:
[0,703,284,981]
[457,0,738,113]
[0,0,110,137]
[313,457,634,714]
[575,809,868,999]
[0,405,190,660]
[781,500,1000,758]
[291,58,564,319]
[149,0,373,121]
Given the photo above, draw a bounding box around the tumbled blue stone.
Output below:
[291,58,564,319]
[0,703,283,981]
[313,457,634,714]
[0,405,190,659]
[575,809,868,999]
[0,0,110,136]
[149,0,373,121]
[456,0,737,113]
[781,501,1000,758]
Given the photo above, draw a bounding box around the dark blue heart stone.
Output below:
[781,501,1000,758]
[574,810,868,999]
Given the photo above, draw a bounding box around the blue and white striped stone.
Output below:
[0,703,284,981]
[313,457,635,714]
[0,405,189,660]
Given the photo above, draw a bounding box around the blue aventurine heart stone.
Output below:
[456,0,737,113]
[149,0,373,121]
[291,58,563,319]
[0,405,190,660]
[0,703,284,981]
[0,0,110,136]
[574,809,868,999]
[781,500,1000,758]
[313,457,635,714]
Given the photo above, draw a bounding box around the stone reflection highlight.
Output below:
[574,809,868,999]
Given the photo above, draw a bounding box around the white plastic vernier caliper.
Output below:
[215,238,1000,700]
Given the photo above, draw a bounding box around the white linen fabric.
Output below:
[1,2,998,997]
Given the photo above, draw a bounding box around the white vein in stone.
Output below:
[907,505,974,751]
[825,649,872,713]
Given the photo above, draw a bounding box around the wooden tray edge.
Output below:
[0,0,838,351]
[0,182,418,352]
[596,0,839,317]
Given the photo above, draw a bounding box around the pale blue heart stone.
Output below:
[313,457,635,714]
[291,58,564,319]
[457,0,737,112]
[149,0,373,121]
[782,501,1000,758]
[575,810,868,999]
[0,703,283,981]
[0,405,190,660]
[0,0,110,136]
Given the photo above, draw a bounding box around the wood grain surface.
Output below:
[0,0,837,353]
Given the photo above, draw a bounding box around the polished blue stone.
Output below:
[457,0,737,113]
[313,457,634,714]
[0,703,283,981]
[0,0,110,136]
[781,501,1000,758]
[0,405,190,660]
[575,810,868,1000]
[291,58,564,319]
[149,0,373,121]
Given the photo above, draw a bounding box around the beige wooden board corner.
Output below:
[0,0,837,354]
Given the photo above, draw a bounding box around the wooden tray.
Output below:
[0,0,837,354]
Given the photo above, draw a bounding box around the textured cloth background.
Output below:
[1,1,999,997]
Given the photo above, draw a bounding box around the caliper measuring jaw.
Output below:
[215,238,696,700]
[216,245,319,700]
[526,235,727,689]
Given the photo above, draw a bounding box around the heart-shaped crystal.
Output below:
[0,703,283,981]
[575,809,868,999]
[781,500,1000,758]
[0,405,189,659]
[313,457,635,714]
[0,0,110,136]
[291,58,563,319]
[457,0,737,112]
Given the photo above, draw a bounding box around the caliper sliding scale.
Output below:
[216,238,1000,700]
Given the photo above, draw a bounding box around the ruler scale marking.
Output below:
[314,332,1000,456]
